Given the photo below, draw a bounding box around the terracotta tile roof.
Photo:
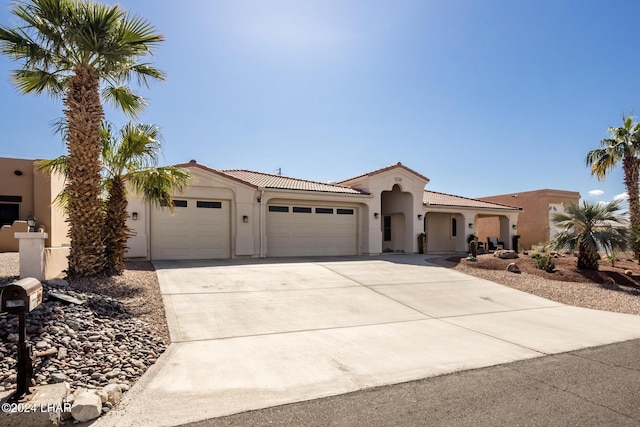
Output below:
[220,169,367,195]
[338,162,430,184]
[424,190,520,210]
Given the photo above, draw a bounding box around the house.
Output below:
[476,189,581,251]
[0,157,69,252]
[1,157,522,260]
[125,161,522,259]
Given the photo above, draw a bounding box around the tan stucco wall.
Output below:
[425,212,458,252]
[34,167,69,247]
[0,157,35,220]
[477,189,580,250]
[0,158,69,251]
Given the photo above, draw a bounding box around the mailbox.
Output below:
[1,277,43,313]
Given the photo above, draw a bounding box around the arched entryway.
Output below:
[380,184,413,253]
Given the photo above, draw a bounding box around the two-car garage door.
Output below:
[150,198,230,260]
[266,204,357,257]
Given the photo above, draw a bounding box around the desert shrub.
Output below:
[536,254,555,272]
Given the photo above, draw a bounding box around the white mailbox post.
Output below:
[14,232,48,281]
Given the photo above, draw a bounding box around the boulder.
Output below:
[71,390,102,422]
[494,250,519,259]
[506,263,521,274]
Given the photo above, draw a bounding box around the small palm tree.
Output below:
[39,122,191,275]
[551,200,628,270]
[101,122,190,275]
[0,0,165,277]
[586,115,640,260]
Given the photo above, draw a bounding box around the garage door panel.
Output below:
[151,199,230,260]
[267,205,357,257]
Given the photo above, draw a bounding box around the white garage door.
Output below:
[267,204,357,257]
[151,199,231,260]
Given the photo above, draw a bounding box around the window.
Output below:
[337,209,354,215]
[0,195,21,203]
[383,215,391,241]
[197,201,222,209]
[451,217,457,237]
[315,208,333,214]
[293,207,312,213]
[269,206,289,213]
[160,199,187,208]
[0,203,19,226]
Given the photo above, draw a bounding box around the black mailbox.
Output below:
[1,277,43,313]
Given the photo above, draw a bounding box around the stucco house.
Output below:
[477,189,581,251]
[0,157,69,252]
[1,157,523,260]
[125,161,522,259]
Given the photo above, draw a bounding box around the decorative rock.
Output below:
[103,383,123,406]
[71,390,103,422]
[506,263,521,274]
[50,372,68,383]
[47,278,70,288]
[94,388,108,404]
[494,250,519,259]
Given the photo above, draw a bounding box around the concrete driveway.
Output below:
[97,256,640,427]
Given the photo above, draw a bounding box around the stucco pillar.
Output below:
[15,232,48,281]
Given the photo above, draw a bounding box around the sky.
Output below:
[0,0,639,205]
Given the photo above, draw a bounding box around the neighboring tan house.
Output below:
[477,189,581,251]
[0,157,69,252]
[125,161,521,259]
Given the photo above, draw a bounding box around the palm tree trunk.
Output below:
[64,65,105,277]
[104,177,130,275]
[623,155,640,261]
[577,237,599,270]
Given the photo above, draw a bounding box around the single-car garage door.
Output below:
[151,199,231,260]
[267,204,357,257]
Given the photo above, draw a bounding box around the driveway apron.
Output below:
[97,256,640,427]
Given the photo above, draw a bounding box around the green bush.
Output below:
[536,254,555,272]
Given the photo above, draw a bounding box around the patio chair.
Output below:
[487,237,505,251]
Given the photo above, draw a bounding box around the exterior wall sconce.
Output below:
[243,215,249,223]
[374,213,379,219]
[132,212,138,220]
[512,224,517,230]
[417,214,423,220]
[26,215,37,232]
[257,196,262,203]
[468,223,473,229]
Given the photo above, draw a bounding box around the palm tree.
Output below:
[586,115,640,260]
[39,122,191,275]
[100,122,190,275]
[0,0,165,277]
[550,200,628,270]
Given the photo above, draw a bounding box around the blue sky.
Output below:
[0,0,638,204]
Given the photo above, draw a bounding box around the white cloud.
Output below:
[613,192,629,201]
[598,201,608,206]
[588,189,604,196]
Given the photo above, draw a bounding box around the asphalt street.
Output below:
[180,338,640,427]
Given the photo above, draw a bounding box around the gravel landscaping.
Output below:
[429,252,640,316]
[0,252,169,399]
